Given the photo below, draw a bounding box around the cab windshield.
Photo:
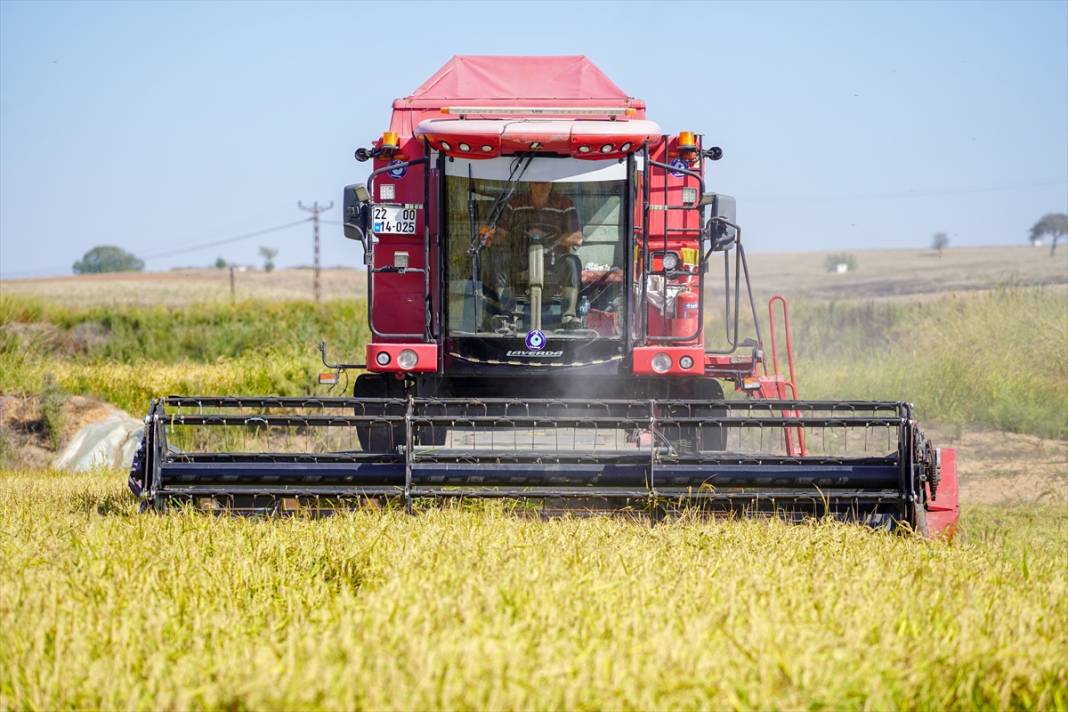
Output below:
[445,156,627,338]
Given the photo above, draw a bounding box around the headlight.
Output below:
[397,349,418,370]
[651,353,672,374]
[578,145,591,153]
[662,252,680,271]
[679,355,695,370]
[620,142,632,152]
[458,142,471,152]
[481,144,493,153]
[600,144,613,153]
[375,351,391,366]
[440,140,451,151]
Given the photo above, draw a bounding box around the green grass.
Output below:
[1,470,1066,710]
[784,287,1068,439]
[3,287,1067,438]
[0,296,368,414]
[0,295,367,362]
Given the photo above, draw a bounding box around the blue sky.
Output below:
[1,0,1066,277]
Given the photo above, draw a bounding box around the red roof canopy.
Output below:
[389,56,646,139]
[409,55,633,102]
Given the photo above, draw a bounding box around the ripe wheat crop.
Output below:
[2,471,1065,710]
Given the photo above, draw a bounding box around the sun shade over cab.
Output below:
[388,55,648,138]
[414,118,662,159]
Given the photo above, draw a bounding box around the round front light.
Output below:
[600,144,613,153]
[679,355,695,370]
[440,140,451,151]
[375,351,391,366]
[458,142,471,152]
[620,142,632,152]
[662,252,680,271]
[651,353,672,374]
[481,144,493,153]
[397,349,418,370]
[578,145,591,153]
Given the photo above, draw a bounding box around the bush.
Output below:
[39,373,68,449]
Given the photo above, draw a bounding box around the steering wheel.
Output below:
[523,222,564,251]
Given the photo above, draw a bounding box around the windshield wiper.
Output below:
[468,153,534,257]
[468,154,534,330]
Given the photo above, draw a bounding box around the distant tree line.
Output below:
[71,245,285,274]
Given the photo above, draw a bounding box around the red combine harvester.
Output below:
[129,56,959,536]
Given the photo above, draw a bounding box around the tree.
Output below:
[1029,213,1068,256]
[258,246,278,272]
[931,232,949,257]
[823,252,857,273]
[72,245,144,274]
[214,257,227,269]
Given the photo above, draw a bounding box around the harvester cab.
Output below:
[129,56,960,537]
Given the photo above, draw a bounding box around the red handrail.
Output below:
[767,295,807,455]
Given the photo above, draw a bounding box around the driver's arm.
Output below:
[561,197,583,248]
[484,202,515,244]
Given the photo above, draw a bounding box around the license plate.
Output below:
[372,205,418,235]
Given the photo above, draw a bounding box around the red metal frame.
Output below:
[762,295,807,456]
[366,343,438,373]
[926,448,960,538]
[415,118,661,160]
[632,346,704,376]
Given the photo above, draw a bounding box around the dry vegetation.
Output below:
[2,245,1064,308]
[1,245,1066,709]
[743,244,1068,302]
[0,267,367,307]
[1,471,1066,710]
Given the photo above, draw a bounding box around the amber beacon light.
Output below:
[677,130,697,154]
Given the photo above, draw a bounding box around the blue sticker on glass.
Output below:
[668,157,689,177]
[387,160,407,179]
[525,330,546,351]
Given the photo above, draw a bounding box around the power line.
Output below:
[0,217,312,279]
[139,217,312,260]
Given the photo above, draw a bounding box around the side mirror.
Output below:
[703,193,738,251]
[342,183,371,242]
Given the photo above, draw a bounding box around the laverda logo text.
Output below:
[506,350,564,358]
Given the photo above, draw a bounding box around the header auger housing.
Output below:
[129,56,959,536]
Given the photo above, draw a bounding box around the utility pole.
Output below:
[298,200,334,302]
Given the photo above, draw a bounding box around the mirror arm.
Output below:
[319,341,365,371]
[703,217,741,260]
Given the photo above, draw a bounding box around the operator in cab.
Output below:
[484,182,584,329]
